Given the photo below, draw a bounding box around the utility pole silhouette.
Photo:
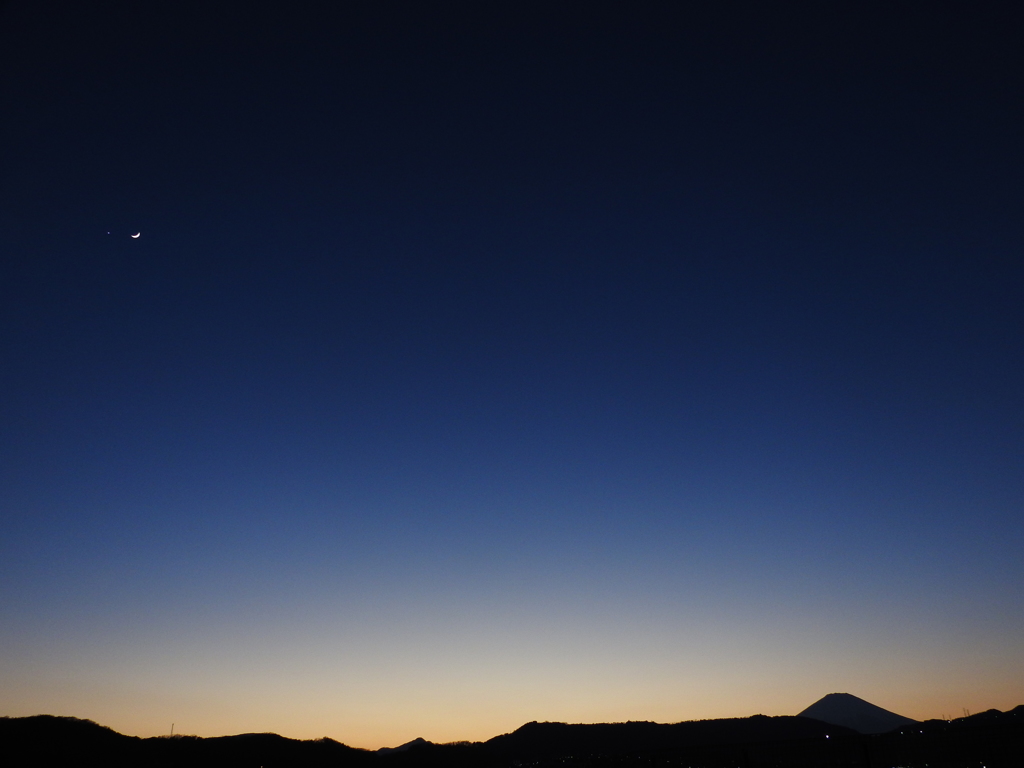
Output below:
[862,737,873,768]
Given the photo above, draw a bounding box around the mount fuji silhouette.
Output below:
[799,692,917,734]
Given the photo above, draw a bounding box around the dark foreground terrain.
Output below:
[2,707,1021,768]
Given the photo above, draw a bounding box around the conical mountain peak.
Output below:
[799,693,917,734]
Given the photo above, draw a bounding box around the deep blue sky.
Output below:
[2,1,1023,746]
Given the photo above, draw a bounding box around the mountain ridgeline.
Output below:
[799,692,918,734]
[2,700,1022,768]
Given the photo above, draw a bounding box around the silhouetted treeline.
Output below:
[2,707,1021,768]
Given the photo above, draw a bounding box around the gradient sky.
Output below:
[2,1,1023,749]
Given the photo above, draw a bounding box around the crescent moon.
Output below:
[131,232,141,238]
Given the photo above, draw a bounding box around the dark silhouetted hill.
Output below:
[0,715,372,768]
[799,692,917,734]
[378,736,431,753]
[152,731,371,767]
[3,706,1023,767]
[0,715,143,767]
[482,715,852,758]
[866,704,1024,767]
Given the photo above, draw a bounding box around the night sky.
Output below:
[2,1,1023,748]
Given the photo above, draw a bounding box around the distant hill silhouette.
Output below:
[0,715,144,768]
[3,705,1022,767]
[0,715,371,768]
[482,715,851,758]
[799,692,917,734]
[378,736,431,754]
